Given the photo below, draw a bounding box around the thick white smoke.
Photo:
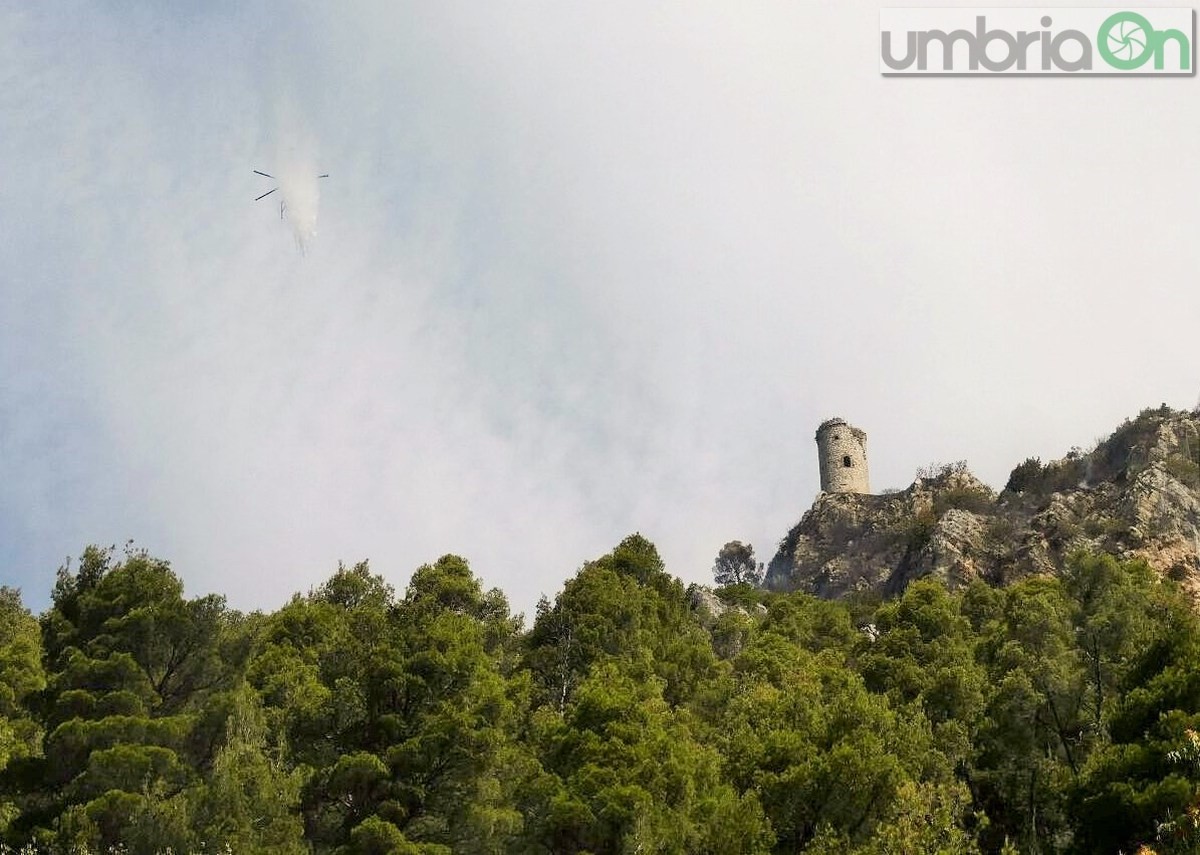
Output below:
[275,142,321,254]
[263,91,322,254]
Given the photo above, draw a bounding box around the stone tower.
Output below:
[815,418,870,494]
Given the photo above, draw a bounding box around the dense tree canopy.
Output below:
[0,541,1198,853]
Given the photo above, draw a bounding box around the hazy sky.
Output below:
[2,2,1197,617]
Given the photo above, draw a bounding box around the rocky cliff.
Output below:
[764,406,1200,600]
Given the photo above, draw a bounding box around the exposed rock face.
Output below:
[910,507,989,587]
[765,468,1000,598]
[687,585,768,620]
[688,585,732,620]
[686,584,767,658]
[766,407,1200,600]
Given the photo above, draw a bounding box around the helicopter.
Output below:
[253,169,329,220]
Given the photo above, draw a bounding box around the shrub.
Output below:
[915,460,968,481]
[1005,455,1087,496]
[1165,454,1200,486]
[904,509,937,553]
[985,516,1018,545]
[1092,406,1172,482]
[1006,457,1044,494]
[715,582,764,610]
[934,485,994,515]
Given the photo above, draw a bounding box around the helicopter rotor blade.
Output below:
[255,188,278,201]
[253,170,275,179]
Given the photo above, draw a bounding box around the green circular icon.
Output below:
[1098,11,1155,69]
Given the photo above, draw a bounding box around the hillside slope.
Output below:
[765,405,1200,599]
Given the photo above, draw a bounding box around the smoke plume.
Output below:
[265,91,322,254]
[275,143,320,253]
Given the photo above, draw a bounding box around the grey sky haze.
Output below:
[2,2,1197,616]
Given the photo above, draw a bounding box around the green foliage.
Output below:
[1091,405,1175,482]
[343,815,445,854]
[1165,452,1200,486]
[5,539,1200,854]
[903,508,937,553]
[1005,457,1045,494]
[525,534,718,710]
[858,580,986,767]
[526,664,772,853]
[1004,455,1089,496]
[251,554,526,854]
[9,545,293,854]
[933,484,995,516]
[803,781,981,854]
[708,610,757,661]
[184,685,308,854]
[985,515,1019,549]
[915,460,969,481]
[713,541,764,588]
[1068,560,1200,854]
[714,582,765,610]
[721,640,948,849]
[0,589,45,836]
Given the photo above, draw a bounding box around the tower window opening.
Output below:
[843,455,852,468]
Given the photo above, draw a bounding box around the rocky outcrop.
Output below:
[766,407,1200,600]
[686,585,767,658]
[1122,463,1200,591]
[687,584,768,621]
[765,468,1000,598]
[908,507,989,588]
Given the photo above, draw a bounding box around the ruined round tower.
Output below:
[815,418,870,494]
